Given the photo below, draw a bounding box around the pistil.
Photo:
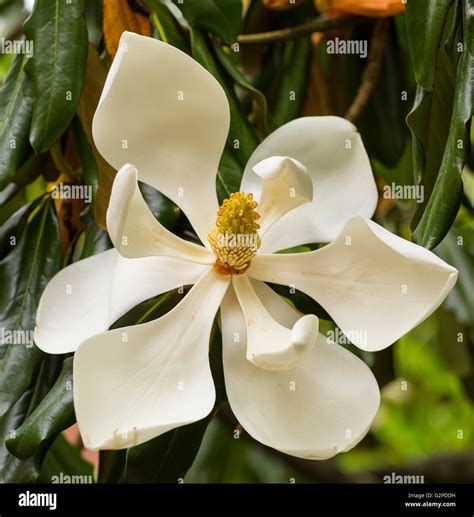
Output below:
[208,192,261,276]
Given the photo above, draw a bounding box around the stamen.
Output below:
[208,192,261,275]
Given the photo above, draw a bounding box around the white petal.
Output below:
[248,216,458,351]
[232,275,318,371]
[34,249,209,354]
[93,32,229,244]
[108,255,210,323]
[241,116,377,252]
[251,156,312,235]
[221,287,380,459]
[74,268,229,450]
[107,164,214,263]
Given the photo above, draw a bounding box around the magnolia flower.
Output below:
[315,0,405,18]
[35,32,457,460]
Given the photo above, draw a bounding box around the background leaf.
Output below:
[410,1,473,248]
[103,0,150,58]
[5,357,74,461]
[0,198,62,417]
[406,0,454,90]
[0,53,33,189]
[36,434,93,483]
[148,0,188,51]
[23,0,88,154]
[76,46,117,229]
[173,0,243,43]
[270,36,311,128]
[191,29,259,167]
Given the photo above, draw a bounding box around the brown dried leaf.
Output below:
[77,46,116,229]
[103,0,151,59]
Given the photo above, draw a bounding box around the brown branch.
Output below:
[344,19,389,124]
[237,15,368,45]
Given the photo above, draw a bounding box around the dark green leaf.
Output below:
[406,0,454,90]
[78,206,111,260]
[148,0,188,51]
[212,40,269,134]
[36,434,94,483]
[412,2,473,248]
[0,196,43,259]
[271,36,311,128]
[85,0,103,47]
[6,357,75,461]
[371,142,414,188]
[357,24,410,168]
[124,417,212,483]
[23,0,88,153]
[0,53,34,189]
[138,182,181,231]
[0,354,64,482]
[71,115,98,212]
[0,390,38,482]
[70,114,113,259]
[216,147,243,202]
[0,198,62,417]
[173,0,242,43]
[190,29,259,167]
[268,283,333,322]
[186,418,304,483]
[406,5,455,229]
[97,449,126,483]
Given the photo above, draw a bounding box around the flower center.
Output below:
[208,192,261,276]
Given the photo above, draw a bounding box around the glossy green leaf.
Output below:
[216,147,243,202]
[357,24,410,168]
[271,36,311,128]
[268,283,333,322]
[84,0,102,47]
[190,29,259,167]
[124,416,213,483]
[139,182,181,231]
[186,418,305,483]
[77,206,111,261]
[23,0,88,153]
[0,354,63,482]
[36,434,94,483]
[406,0,454,90]
[0,196,42,259]
[173,0,242,43]
[70,115,112,259]
[148,0,188,52]
[0,399,37,481]
[0,198,62,417]
[71,115,98,211]
[411,2,473,248]
[213,40,269,134]
[6,357,75,461]
[0,53,34,189]
[406,7,455,228]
